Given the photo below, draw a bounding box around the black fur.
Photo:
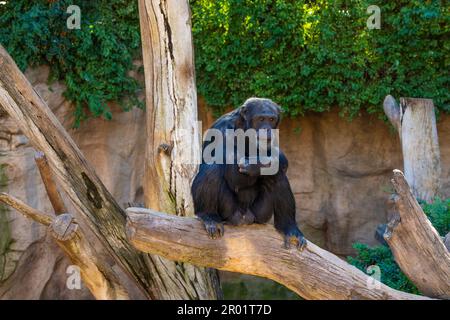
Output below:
[191,97,306,249]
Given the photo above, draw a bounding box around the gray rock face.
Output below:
[0,66,449,298]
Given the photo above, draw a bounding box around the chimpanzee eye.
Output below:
[259,117,265,122]
[269,117,275,122]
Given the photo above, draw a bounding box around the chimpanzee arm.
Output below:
[249,151,306,250]
[272,174,307,250]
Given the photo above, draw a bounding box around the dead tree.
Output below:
[0,192,128,300]
[383,170,450,299]
[384,95,441,202]
[138,0,220,299]
[383,96,449,299]
[0,44,153,299]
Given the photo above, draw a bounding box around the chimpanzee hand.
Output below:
[284,227,307,251]
[203,220,224,239]
[238,156,271,176]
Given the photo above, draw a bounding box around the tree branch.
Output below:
[385,170,450,299]
[126,207,429,300]
[34,151,67,215]
[0,192,53,226]
[0,192,129,299]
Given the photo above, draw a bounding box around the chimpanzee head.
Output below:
[237,97,282,142]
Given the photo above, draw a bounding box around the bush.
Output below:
[348,197,450,294]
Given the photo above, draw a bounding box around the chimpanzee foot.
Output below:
[242,209,255,225]
[204,220,224,239]
[284,228,307,251]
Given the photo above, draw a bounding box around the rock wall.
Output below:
[0,66,449,298]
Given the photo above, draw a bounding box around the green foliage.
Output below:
[222,274,300,300]
[191,0,449,117]
[348,243,420,294]
[0,0,142,127]
[420,197,450,236]
[348,196,450,294]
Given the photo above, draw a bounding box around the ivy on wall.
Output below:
[0,0,142,127]
[191,0,449,118]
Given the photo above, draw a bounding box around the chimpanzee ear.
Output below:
[274,103,283,115]
[239,105,248,120]
[234,105,247,129]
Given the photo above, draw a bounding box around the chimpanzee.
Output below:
[191,97,306,250]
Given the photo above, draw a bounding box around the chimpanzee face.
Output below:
[239,97,281,141]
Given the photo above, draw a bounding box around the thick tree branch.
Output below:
[126,207,428,300]
[0,192,129,299]
[385,170,450,299]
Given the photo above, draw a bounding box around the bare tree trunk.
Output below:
[126,207,428,300]
[384,170,450,299]
[138,0,221,299]
[384,96,441,202]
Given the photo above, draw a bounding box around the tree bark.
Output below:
[138,0,221,299]
[125,207,428,300]
[383,170,450,299]
[383,96,441,202]
[0,44,155,299]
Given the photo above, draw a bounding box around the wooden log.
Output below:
[126,207,429,300]
[0,44,154,298]
[138,0,221,299]
[383,96,441,202]
[384,170,450,299]
[34,151,67,215]
[0,193,129,299]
